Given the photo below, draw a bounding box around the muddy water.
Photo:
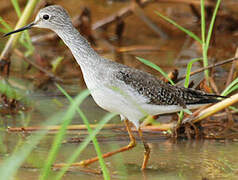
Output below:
[5,128,238,179]
[0,0,237,179]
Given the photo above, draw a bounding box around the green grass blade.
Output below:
[1,0,39,67]
[18,32,35,56]
[11,0,35,56]
[0,16,12,31]
[155,11,202,44]
[39,90,90,180]
[136,56,175,85]
[23,31,35,56]
[178,110,184,124]
[183,109,192,115]
[52,56,64,73]
[229,106,238,113]
[184,58,202,88]
[221,77,238,96]
[225,84,238,96]
[0,28,7,33]
[205,0,221,48]
[11,0,22,17]
[56,84,110,180]
[200,0,209,81]
[0,111,66,180]
[201,0,206,44]
[55,113,116,180]
[0,79,25,101]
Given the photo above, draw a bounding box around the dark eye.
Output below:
[43,14,49,20]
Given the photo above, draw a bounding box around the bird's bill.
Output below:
[3,22,35,37]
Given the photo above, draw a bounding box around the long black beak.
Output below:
[3,22,35,37]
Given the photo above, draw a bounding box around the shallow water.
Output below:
[0,0,237,179]
[1,93,238,179]
[4,124,238,179]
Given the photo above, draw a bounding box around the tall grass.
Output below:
[222,78,238,96]
[136,56,175,85]
[137,0,238,123]
[53,84,111,180]
[147,0,238,124]
[0,0,38,61]
[155,0,222,82]
[184,58,203,88]
[55,113,116,180]
[0,79,28,103]
[0,85,114,180]
[39,88,91,180]
[0,17,12,33]
[39,85,111,180]
[0,91,85,180]
[11,0,34,56]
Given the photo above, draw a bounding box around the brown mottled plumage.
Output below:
[116,67,223,108]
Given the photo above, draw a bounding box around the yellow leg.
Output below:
[138,128,150,170]
[54,119,136,168]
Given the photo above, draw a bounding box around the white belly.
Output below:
[89,84,147,128]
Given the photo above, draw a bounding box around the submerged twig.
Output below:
[139,123,175,132]
[8,124,125,132]
[53,165,102,175]
[8,123,174,133]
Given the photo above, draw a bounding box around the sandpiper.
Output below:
[4,5,224,170]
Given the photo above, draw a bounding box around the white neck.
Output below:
[55,25,102,68]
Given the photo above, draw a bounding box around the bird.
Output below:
[4,5,225,170]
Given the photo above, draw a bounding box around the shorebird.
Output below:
[4,5,224,170]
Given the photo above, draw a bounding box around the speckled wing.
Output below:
[115,67,222,107]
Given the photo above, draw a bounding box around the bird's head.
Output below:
[4,5,72,37]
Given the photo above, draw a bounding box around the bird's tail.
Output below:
[187,93,227,105]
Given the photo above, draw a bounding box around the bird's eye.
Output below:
[43,14,49,20]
